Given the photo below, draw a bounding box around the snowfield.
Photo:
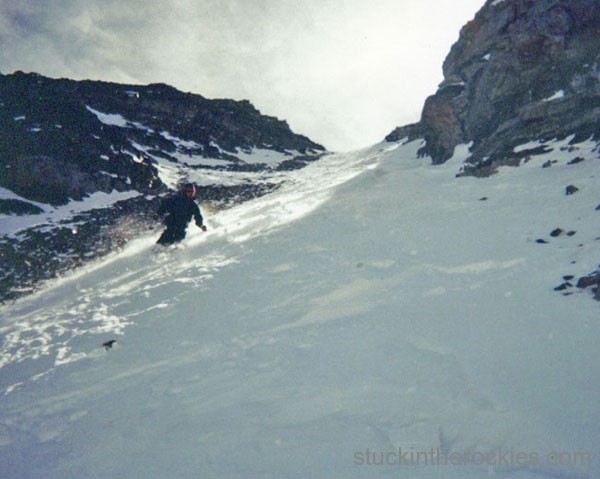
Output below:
[0,138,598,478]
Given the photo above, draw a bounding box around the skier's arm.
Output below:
[193,205,207,231]
[154,198,169,220]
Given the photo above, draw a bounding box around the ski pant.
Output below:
[157,227,186,245]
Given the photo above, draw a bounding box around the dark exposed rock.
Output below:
[419,86,467,164]
[0,196,157,302]
[276,153,326,171]
[0,199,44,215]
[0,71,325,206]
[565,185,579,195]
[576,269,600,300]
[554,282,572,291]
[550,228,564,237]
[385,0,600,173]
[384,122,424,144]
[576,270,600,289]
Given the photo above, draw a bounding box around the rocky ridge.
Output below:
[387,0,600,171]
[0,71,324,206]
[0,72,325,302]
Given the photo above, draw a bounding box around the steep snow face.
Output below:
[0,139,598,479]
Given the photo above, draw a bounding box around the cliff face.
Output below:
[387,0,600,174]
[0,72,324,206]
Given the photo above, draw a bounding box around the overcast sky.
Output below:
[0,0,484,151]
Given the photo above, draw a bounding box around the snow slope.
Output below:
[0,139,598,478]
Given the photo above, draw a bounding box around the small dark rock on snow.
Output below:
[565,185,579,196]
[576,269,600,301]
[554,282,572,291]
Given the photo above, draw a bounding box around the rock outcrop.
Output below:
[0,71,324,205]
[386,0,600,174]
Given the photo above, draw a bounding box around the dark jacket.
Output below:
[158,194,204,231]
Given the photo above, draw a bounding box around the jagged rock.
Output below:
[565,185,579,195]
[276,153,326,171]
[0,71,325,206]
[418,88,467,164]
[554,282,572,291]
[576,271,600,289]
[385,0,600,172]
[0,199,44,215]
[384,123,423,144]
[576,269,600,300]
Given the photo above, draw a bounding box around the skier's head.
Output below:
[183,183,196,198]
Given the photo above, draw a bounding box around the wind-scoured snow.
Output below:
[0,139,598,478]
[86,106,134,129]
[232,147,302,166]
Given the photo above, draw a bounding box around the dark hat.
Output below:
[183,183,196,196]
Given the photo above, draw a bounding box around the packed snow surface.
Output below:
[0,138,598,478]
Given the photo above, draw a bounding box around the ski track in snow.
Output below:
[0,145,382,389]
[0,138,598,478]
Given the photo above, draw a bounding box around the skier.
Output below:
[154,183,207,246]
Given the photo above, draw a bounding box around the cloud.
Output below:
[0,0,484,150]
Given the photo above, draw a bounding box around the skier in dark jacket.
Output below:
[155,183,207,245]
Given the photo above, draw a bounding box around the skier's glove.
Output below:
[200,225,207,232]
